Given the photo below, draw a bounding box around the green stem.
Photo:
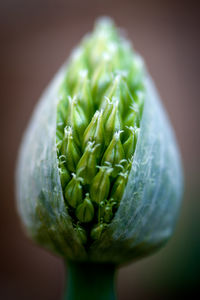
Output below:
[64,261,117,300]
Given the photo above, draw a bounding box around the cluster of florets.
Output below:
[56,19,145,244]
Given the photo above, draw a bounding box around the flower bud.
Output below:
[56,112,65,141]
[91,223,107,241]
[74,70,94,119]
[98,199,116,224]
[17,18,183,265]
[101,131,125,177]
[65,47,87,92]
[75,224,87,244]
[56,128,64,148]
[58,157,71,189]
[64,173,83,208]
[61,126,81,172]
[76,193,94,223]
[104,75,119,102]
[90,166,113,204]
[101,97,113,122]
[57,91,69,121]
[82,110,104,154]
[104,204,113,223]
[123,126,136,159]
[110,171,128,203]
[91,60,112,106]
[117,77,134,118]
[104,100,119,146]
[124,103,139,128]
[69,96,88,145]
[76,141,99,184]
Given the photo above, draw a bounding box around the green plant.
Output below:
[16,18,183,300]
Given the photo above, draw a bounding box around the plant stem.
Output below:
[64,261,117,300]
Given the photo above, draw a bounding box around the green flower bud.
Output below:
[91,223,107,241]
[110,171,128,203]
[104,204,113,223]
[58,158,71,189]
[75,193,94,223]
[104,75,119,102]
[101,131,125,177]
[135,90,145,114]
[16,18,183,266]
[64,47,88,93]
[75,224,87,244]
[56,128,64,144]
[124,103,139,128]
[57,91,69,122]
[69,96,88,145]
[117,77,135,118]
[104,100,119,146]
[56,112,65,138]
[82,110,104,154]
[123,126,136,159]
[64,173,83,208]
[91,59,112,106]
[73,70,94,119]
[90,166,113,204]
[101,97,112,121]
[98,199,116,224]
[61,126,81,172]
[76,141,99,184]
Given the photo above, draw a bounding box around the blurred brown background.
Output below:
[0,0,199,299]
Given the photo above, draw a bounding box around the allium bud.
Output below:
[91,223,108,241]
[64,173,83,208]
[104,100,120,146]
[58,157,71,189]
[74,71,93,119]
[75,223,87,245]
[101,131,125,177]
[69,96,88,145]
[75,193,94,223]
[82,110,104,154]
[16,17,183,269]
[90,166,113,204]
[123,126,136,159]
[76,141,99,184]
[61,126,81,173]
[110,171,128,203]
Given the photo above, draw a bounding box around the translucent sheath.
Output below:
[16,63,183,264]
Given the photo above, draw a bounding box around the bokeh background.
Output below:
[1,0,199,299]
